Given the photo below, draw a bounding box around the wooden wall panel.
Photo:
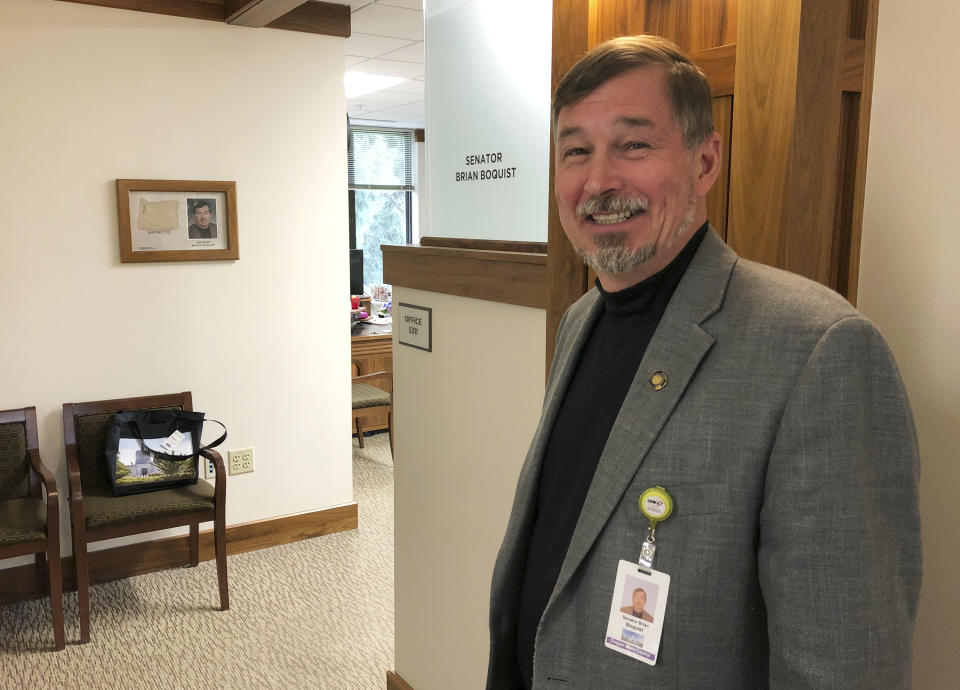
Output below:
[547,0,593,371]
[643,0,738,52]
[849,0,868,39]
[708,96,734,241]
[844,0,879,304]
[589,0,648,46]
[730,0,853,289]
[782,0,847,286]
[728,0,801,268]
[589,0,738,50]
[832,92,860,300]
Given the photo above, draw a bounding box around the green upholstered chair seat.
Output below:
[352,382,391,409]
[0,496,45,546]
[82,479,215,531]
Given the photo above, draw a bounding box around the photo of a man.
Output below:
[620,587,654,623]
[187,198,218,239]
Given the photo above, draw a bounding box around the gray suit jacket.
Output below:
[488,230,921,689]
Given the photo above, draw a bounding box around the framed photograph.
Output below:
[116,179,239,262]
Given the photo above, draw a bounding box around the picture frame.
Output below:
[116,179,239,262]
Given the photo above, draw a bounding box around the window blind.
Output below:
[348,127,415,191]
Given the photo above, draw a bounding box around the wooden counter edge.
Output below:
[383,243,548,310]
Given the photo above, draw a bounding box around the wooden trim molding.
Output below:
[383,243,548,310]
[419,237,548,254]
[56,0,226,22]
[266,1,350,36]
[0,502,357,604]
[844,0,880,304]
[842,38,866,93]
[387,670,416,690]
[691,44,736,97]
[226,0,305,25]
[55,0,351,38]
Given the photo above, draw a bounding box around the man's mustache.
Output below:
[576,196,649,217]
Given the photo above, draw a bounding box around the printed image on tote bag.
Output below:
[113,433,195,489]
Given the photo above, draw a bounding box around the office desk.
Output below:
[351,321,392,434]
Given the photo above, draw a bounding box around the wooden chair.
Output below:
[351,359,393,453]
[0,406,65,650]
[62,392,228,644]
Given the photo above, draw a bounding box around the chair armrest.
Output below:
[200,448,227,504]
[65,442,84,503]
[28,448,58,503]
[353,371,393,387]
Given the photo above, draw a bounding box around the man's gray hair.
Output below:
[552,35,714,149]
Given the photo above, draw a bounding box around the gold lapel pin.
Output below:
[647,371,668,391]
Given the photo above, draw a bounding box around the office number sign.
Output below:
[397,303,432,352]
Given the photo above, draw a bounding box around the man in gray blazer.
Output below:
[488,35,921,689]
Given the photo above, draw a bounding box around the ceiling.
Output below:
[341,0,425,128]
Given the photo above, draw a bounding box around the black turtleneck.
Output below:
[514,223,709,689]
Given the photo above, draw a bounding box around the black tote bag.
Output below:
[103,408,226,496]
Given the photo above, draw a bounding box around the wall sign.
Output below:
[397,303,432,352]
[455,151,517,183]
[425,0,551,241]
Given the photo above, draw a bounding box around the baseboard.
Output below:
[0,503,358,604]
[387,670,415,690]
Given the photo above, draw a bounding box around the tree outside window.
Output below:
[348,127,415,291]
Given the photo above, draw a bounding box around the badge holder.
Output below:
[604,486,674,666]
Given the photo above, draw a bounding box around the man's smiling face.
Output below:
[554,66,719,291]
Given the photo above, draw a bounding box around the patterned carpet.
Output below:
[0,433,394,689]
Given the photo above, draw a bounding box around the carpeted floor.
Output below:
[0,433,394,689]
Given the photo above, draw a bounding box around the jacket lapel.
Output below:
[551,230,738,599]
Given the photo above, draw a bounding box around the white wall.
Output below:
[0,0,352,562]
[857,3,960,687]
[393,288,545,689]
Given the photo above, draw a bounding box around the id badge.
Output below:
[604,559,670,665]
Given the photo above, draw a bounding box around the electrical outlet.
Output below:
[228,447,255,475]
[203,455,216,480]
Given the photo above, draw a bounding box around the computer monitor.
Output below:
[349,249,363,295]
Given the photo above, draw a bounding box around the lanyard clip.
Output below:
[638,522,657,568]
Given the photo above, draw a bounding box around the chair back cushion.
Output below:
[0,421,29,500]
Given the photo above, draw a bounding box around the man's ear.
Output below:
[693,131,722,196]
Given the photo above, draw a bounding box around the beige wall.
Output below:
[393,288,546,689]
[858,2,960,686]
[0,0,352,563]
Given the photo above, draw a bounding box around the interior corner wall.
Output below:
[857,2,960,686]
[0,0,352,564]
[392,288,546,689]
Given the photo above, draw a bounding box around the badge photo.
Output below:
[605,560,671,666]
